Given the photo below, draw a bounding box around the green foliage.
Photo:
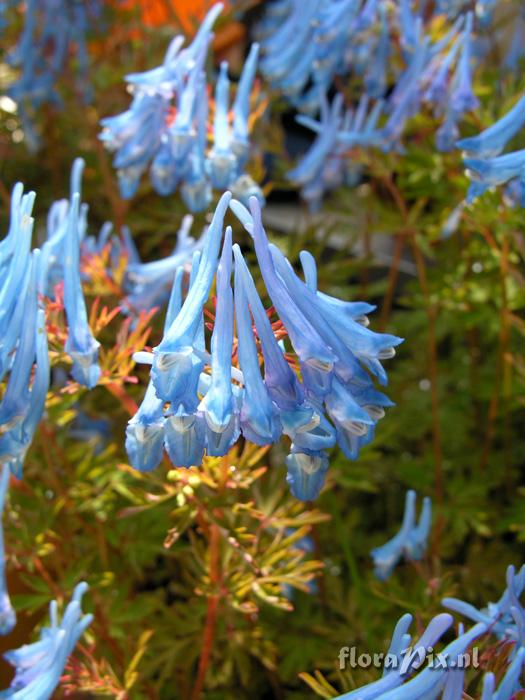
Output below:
[0,3,524,699]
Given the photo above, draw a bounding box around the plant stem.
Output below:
[190,522,221,700]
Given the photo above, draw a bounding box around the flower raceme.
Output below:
[128,194,402,500]
[100,3,264,211]
[0,159,100,478]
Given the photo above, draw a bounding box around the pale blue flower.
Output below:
[2,582,92,700]
[198,228,240,455]
[152,192,231,410]
[463,150,525,203]
[457,95,525,158]
[63,190,101,389]
[335,613,456,699]
[371,490,432,580]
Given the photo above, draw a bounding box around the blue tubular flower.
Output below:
[443,564,525,645]
[6,0,100,148]
[164,408,206,469]
[127,263,191,473]
[481,648,525,700]
[207,63,238,190]
[198,228,239,456]
[449,12,478,115]
[457,95,525,158]
[0,250,39,430]
[63,190,101,389]
[398,0,420,57]
[370,623,487,700]
[383,36,430,148]
[125,379,166,473]
[232,246,281,446]
[181,78,212,213]
[124,215,199,315]
[152,192,231,410]
[247,198,336,375]
[371,490,432,580]
[463,150,525,202]
[101,4,261,208]
[335,613,455,699]
[287,94,344,204]
[285,447,329,501]
[3,582,92,700]
[364,6,390,99]
[232,43,260,169]
[0,465,16,636]
[0,188,34,378]
[0,309,50,480]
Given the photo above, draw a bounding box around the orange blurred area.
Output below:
[119,0,230,33]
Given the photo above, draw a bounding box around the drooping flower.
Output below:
[123,215,201,317]
[128,194,401,500]
[334,612,461,699]
[480,648,525,700]
[63,163,101,389]
[443,564,525,649]
[2,582,92,700]
[100,4,263,210]
[462,149,525,204]
[371,490,432,580]
[457,94,525,158]
[5,0,103,150]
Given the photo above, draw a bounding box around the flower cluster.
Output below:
[336,612,486,700]
[100,3,263,211]
[0,159,100,478]
[4,0,102,149]
[370,490,432,580]
[331,564,525,700]
[127,193,401,500]
[284,5,482,207]
[457,94,525,204]
[443,564,525,652]
[1,582,92,700]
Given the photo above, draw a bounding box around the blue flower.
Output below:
[0,308,49,480]
[0,465,16,636]
[443,564,525,648]
[285,448,329,502]
[335,613,455,699]
[152,191,231,410]
[363,623,487,700]
[2,582,92,699]
[6,0,101,149]
[232,246,282,446]
[0,249,40,431]
[130,193,400,497]
[100,4,262,210]
[63,176,101,388]
[198,228,240,455]
[371,490,432,580]
[481,648,525,700]
[0,184,35,379]
[448,13,479,115]
[463,150,525,203]
[123,215,200,317]
[457,95,525,158]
